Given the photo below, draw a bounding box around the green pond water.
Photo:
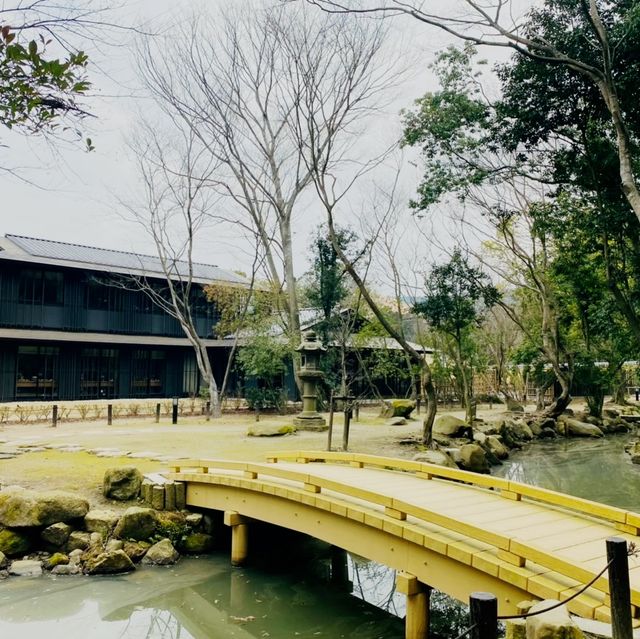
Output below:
[1,431,638,638]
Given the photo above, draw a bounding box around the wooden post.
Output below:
[52,405,58,428]
[330,546,350,590]
[354,402,360,422]
[342,404,352,451]
[206,401,211,422]
[107,404,112,425]
[155,403,160,424]
[224,511,249,566]
[396,572,430,639]
[470,592,497,639]
[172,397,178,425]
[327,391,335,451]
[416,397,421,415]
[607,537,633,639]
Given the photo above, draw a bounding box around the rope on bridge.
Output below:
[497,558,614,620]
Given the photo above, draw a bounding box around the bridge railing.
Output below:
[264,450,640,535]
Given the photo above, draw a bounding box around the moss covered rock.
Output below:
[83,549,135,575]
[247,424,296,437]
[381,399,416,419]
[181,532,214,554]
[114,507,158,541]
[0,527,31,557]
[103,467,143,501]
[0,486,89,528]
[44,553,69,569]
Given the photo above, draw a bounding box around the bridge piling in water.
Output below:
[224,511,249,566]
[397,572,431,639]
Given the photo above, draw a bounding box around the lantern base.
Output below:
[293,415,327,431]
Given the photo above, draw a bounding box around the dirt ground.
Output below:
[0,403,538,507]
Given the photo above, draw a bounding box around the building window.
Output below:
[18,269,63,306]
[183,352,199,396]
[15,345,59,400]
[85,278,123,312]
[131,349,166,397]
[80,348,119,398]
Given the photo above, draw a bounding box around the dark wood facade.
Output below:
[0,256,230,402]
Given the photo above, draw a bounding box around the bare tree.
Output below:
[136,2,391,391]
[301,0,640,229]
[122,124,232,418]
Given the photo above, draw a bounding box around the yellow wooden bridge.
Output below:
[167,451,640,637]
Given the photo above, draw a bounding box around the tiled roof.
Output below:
[3,235,247,285]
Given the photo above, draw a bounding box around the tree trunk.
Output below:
[422,368,437,446]
[541,371,572,419]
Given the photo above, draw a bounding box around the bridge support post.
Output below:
[224,511,249,566]
[396,571,430,639]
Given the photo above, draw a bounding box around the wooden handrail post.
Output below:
[470,592,497,639]
[155,403,160,424]
[52,404,58,428]
[607,537,633,639]
[107,403,112,425]
[327,391,334,451]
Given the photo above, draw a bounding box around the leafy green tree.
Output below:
[413,249,499,423]
[0,25,89,140]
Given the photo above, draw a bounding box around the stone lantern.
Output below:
[293,330,327,431]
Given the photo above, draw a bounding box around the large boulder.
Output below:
[562,418,604,438]
[0,528,31,556]
[142,538,180,565]
[525,600,583,639]
[247,424,296,437]
[412,449,458,469]
[500,420,533,447]
[458,444,490,474]
[41,522,72,547]
[113,507,158,541]
[83,549,135,575]
[103,467,143,501]
[485,435,509,460]
[0,486,89,527]
[380,399,416,419]
[434,415,471,438]
[84,510,120,536]
[0,551,7,569]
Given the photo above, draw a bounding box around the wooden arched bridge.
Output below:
[167,451,640,637]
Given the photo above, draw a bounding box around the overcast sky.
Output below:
[0,0,514,278]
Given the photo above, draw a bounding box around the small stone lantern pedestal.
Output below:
[293,330,327,431]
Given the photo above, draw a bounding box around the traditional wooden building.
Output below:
[0,234,245,402]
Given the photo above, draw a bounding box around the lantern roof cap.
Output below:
[295,329,326,353]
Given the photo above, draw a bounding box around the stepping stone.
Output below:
[95,451,128,458]
[57,446,85,453]
[0,452,19,460]
[18,447,47,453]
[127,451,161,459]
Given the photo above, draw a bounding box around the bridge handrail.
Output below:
[263,450,638,532]
[167,454,639,602]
